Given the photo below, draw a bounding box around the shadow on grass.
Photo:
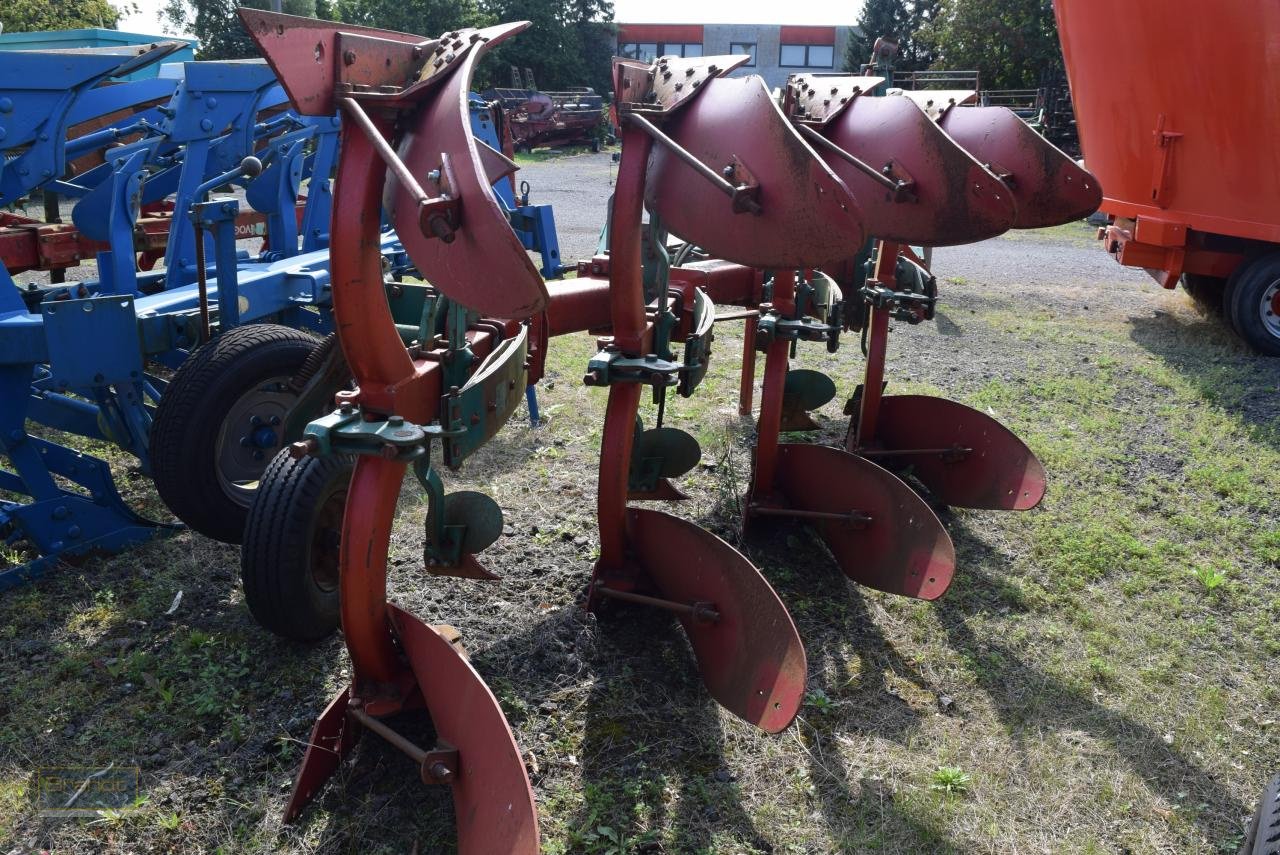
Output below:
[936,516,1249,846]
[742,517,965,852]
[469,601,772,854]
[1128,309,1280,450]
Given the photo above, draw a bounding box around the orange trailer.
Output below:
[1054,0,1280,354]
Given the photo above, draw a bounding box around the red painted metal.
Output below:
[870,396,1047,511]
[1055,0,1280,289]
[854,242,899,448]
[751,270,795,497]
[282,687,359,823]
[615,24,704,44]
[622,508,806,732]
[1055,0,1280,245]
[778,26,836,45]
[938,106,1101,229]
[236,9,423,116]
[390,24,549,319]
[815,94,1016,246]
[243,14,543,841]
[772,444,954,599]
[844,242,1046,510]
[738,314,758,416]
[0,208,289,276]
[389,605,539,854]
[594,122,652,571]
[341,456,411,694]
[646,74,866,268]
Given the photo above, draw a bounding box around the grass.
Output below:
[0,228,1276,852]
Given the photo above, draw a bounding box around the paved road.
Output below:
[514,150,616,265]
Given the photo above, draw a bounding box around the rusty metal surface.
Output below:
[615,55,751,114]
[818,95,1015,246]
[237,9,426,115]
[939,106,1102,228]
[893,89,976,120]
[283,686,359,823]
[774,443,955,600]
[645,74,865,268]
[624,508,806,733]
[871,395,1047,510]
[391,22,548,319]
[787,74,885,125]
[388,604,540,854]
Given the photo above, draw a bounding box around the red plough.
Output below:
[580,54,872,731]
[240,11,544,851]
[227,16,1104,846]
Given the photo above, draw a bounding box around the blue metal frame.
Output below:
[0,60,564,585]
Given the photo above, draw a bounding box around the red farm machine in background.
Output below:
[483,66,604,151]
[1055,0,1280,355]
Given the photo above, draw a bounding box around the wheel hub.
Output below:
[1262,278,1280,338]
[215,376,300,506]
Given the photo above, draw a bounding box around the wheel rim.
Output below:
[309,487,345,593]
[1264,277,1280,339]
[213,375,300,507]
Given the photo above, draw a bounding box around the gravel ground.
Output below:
[515,150,617,263]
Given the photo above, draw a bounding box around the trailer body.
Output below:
[1055,0,1280,353]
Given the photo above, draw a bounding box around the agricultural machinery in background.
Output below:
[1055,0,1280,355]
[484,66,604,151]
[223,9,1098,849]
[0,37,567,584]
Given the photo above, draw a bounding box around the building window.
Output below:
[619,42,658,61]
[780,43,835,68]
[729,42,756,66]
[618,41,703,60]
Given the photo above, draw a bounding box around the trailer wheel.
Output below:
[1227,254,1280,356]
[241,450,351,641]
[151,324,320,543]
[1238,772,1280,855]
[1180,274,1225,312]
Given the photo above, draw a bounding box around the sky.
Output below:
[612,0,862,25]
[114,0,865,40]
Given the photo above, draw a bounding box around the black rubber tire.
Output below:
[241,450,352,641]
[1239,772,1280,855]
[1227,253,1280,356]
[1181,273,1226,313]
[1223,260,1252,334]
[150,324,319,543]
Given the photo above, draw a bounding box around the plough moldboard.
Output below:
[0,7,1104,849]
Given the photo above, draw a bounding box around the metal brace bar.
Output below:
[796,123,911,200]
[347,706,458,785]
[625,113,762,215]
[338,96,430,202]
[748,504,872,528]
[594,584,720,623]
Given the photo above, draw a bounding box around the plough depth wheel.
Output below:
[241,450,351,641]
[150,323,321,543]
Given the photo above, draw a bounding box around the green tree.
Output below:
[2,0,125,32]
[162,0,317,59]
[321,0,484,41]
[919,0,1061,89]
[844,0,938,73]
[476,0,614,95]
